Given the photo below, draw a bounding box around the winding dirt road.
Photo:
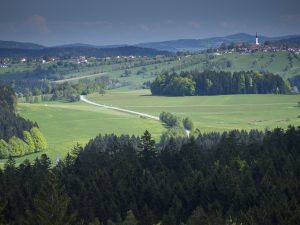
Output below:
[80,95,160,120]
[80,95,190,137]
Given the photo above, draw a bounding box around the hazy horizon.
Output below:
[1,32,300,47]
[1,0,300,46]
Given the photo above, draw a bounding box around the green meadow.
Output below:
[88,90,300,132]
[0,101,165,166]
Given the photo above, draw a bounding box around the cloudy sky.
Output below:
[0,0,299,46]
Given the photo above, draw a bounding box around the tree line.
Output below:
[0,127,48,158]
[150,70,291,96]
[0,79,106,103]
[0,84,35,141]
[49,81,105,102]
[289,74,300,93]
[0,84,48,158]
[0,126,299,224]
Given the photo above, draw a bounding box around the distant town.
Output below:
[213,34,300,55]
[1,34,300,69]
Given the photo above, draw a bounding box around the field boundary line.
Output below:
[52,72,106,83]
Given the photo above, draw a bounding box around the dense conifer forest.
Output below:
[0,127,299,224]
[150,71,291,96]
[0,85,35,141]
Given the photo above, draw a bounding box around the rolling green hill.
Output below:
[1,51,299,87]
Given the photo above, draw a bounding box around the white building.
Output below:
[255,32,259,45]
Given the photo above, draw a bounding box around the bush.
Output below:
[8,136,29,157]
[183,117,194,131]
[23,130,35,153]
[68,95,80,102]
[159,112,180,127]
[0,139,9,159]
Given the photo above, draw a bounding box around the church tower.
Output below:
[255,32,259,45]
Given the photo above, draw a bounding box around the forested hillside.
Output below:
[0,127,299,224]
[0,85,47,158]
[1,51,299,89]
[0,40,44,50]
[151,71,291,96]
[136,33,300,52]
[272,37,300,48]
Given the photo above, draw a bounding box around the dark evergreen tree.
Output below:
[0,127,300,225]
[25,172,74,225]
[139,130,157,168]
[122,210,138,225]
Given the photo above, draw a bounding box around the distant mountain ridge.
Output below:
[0,46,170,58]
[136,33,300,52]
[0,40,170,57]
[54,43,128,49]
[1,33,299,56]
[0,40,44,50]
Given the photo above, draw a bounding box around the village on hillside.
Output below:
[215,34,300,55]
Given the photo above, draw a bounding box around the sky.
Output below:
[0,0,299,46]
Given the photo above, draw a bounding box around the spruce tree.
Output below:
[140,130,157,168]
[26,172,74,225]
[88,217,101,225]
[187,206,208,225]
[140,131,156,155]
[122,210,138,225]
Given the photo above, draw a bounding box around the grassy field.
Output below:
[1,89,299,166]
[0,101,165,166]
[88,90,300,132]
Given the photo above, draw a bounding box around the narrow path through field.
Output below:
[80,95,190,137]
[53,72,106,83]
[80,95,160,120]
